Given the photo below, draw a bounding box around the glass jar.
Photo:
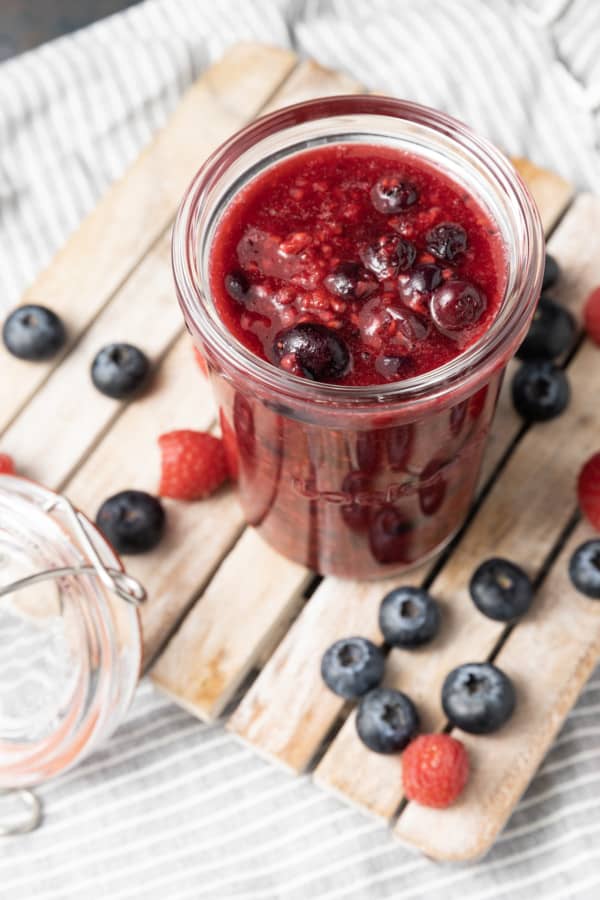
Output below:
[172,96,543,579]
[0,475,143,833]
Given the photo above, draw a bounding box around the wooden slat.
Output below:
[62,334,238,663]
[0,234,181,488]
[395,519,600,860]
[227,181,576,774]
[151,529,312,720]
[0,43,296,435]
[228,574,415,772]
[512,157,574,233]
[314,195,600,826]
[149,59,364,705]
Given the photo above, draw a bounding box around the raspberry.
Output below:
[402,733,469,808]
[584,287,600,346]
[158,430,229,500]
[0,453,15,475]
[193,346,208,377]
[577,452,600,531]
[219,410,239,481]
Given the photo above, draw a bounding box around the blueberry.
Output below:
[442,662,515,734]
[379,586,440,647]
[96,490,166,555]
[2,304,66,361]
[542,253,560,290]
[324,261,375,299]
[225,270,250,303]
[361,236,416,279]
[516,296,575,361]
[91,343,150,399]
[321,637,385,699]
[569,540,600,599]
[356,687,419,753]
[400,264,443,296]
[273,322,349,381]
[426,223,468,262]
[469,558,533,622]
[431,280,487,337]
[512,360,570,421]
[370,176,418,214]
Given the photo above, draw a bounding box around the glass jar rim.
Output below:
[172,94,544,415]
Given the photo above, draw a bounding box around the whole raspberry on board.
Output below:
[0,453,15,475]
[402,733,469,808]
[584,287,600,346]
[577,452,600,531]
[158,430,228,501]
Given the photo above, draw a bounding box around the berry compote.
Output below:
[210,144,506,386]
[174,97,543,579]
[206,145,507,575]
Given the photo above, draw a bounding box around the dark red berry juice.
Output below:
[207,143,507,577]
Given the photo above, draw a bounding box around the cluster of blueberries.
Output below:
[321,557,538,755]
[511,253,574,420]
[2,303,150,400]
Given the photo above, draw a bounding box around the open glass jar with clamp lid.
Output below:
[0,475,145,836]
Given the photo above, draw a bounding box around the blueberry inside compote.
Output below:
[361,236,416,280]
[370,175,419,213]
[210,144,505,387]
[398,264,444,312]
[430,280,487,338]
[324,261,376,299]
[273,322,350,381]
[426,222,468,262]
[225,270,250,303]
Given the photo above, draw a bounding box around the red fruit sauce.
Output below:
[205,143,509,577]
[209,144,506,386]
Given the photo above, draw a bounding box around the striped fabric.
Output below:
[1,1,600,897]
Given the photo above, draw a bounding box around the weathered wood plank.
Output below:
[0,234,181,488]
[395,519,600,860]
[0,43,296,435]
[512,157,574,233]
[151,529,312,719]
[228,574,415,772]
[314,196,600,823]
[62,335,237,663]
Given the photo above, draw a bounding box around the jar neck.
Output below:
[0,477,142,788]
[173,95,544,420]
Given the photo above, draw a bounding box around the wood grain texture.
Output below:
[0,234,180,489]
[395,519,600,860]
[62,335,242,663]
[512,157,574,233]
[151,529,312,719]
[312,195,600,825]
[0,43,296,435]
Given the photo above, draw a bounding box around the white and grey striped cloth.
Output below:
[1,1,600,897]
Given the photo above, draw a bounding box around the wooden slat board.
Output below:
[3,43,595,862]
